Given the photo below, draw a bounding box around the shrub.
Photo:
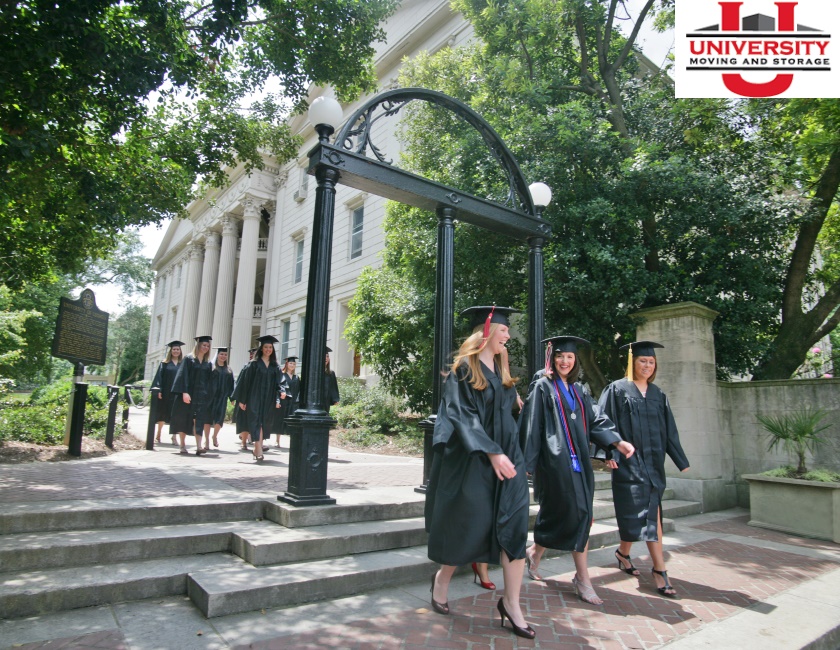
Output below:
[763,466,840,483]
[757,408,832,475]
[0,404,65,444]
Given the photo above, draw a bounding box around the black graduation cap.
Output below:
[166,340,185,348]
[461,305,521,337]
[284,356,298,362]
[325,346,333,353]
[215,347,228,353]
[620,340,664,357]
[257,335,279,344]
[194,335,212,343]
[248,347,258,353]
[542,335,590,354]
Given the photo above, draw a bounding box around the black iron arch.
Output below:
[335,87,536,218]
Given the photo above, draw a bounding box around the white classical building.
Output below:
[145,0,473,378]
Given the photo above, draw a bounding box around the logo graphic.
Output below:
[676,1,839,98]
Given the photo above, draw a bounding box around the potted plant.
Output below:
[743,408,840,543]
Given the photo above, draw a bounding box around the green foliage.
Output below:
[757,409,833,475]
[762,466,840,483]
[1,0,398,288]
[331,378,423,455]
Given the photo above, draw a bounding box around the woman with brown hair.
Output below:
[207,347,234,450]
[598,341,690,598]
[425,306,534,640]
[150,340,183,444]
[520,335,635,604]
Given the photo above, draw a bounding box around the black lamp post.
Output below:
[527,182,552,381]
[278,97,344,507]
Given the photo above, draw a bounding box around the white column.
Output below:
[179,243,204,343]
[230,198,261,370]
[212,216,239,347]
[260,208,276,333]
[195,230,221,337]
[162,268,174,341]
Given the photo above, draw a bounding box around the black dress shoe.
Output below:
[430,573,449,615]
[496,598,535,639]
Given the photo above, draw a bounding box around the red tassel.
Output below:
[482,305,496,339]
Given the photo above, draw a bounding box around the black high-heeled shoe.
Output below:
[471,563,496,590]
[496,598,535,639]
[430,573,449,615]
[615,549,640,576]
[652,568,678,598]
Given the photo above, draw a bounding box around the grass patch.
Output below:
[762,465,840,482]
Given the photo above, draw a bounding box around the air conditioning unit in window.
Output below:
[293,188,307,202]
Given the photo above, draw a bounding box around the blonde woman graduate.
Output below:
[425,306,535,640]
[598,341,690,598]
[150,340,183,444]
[520,336,635,604]
[170,335,214,455]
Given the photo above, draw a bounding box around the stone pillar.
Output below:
[230,198,261,371]
[195,231,221,338]
[179,244,204,343]
[260,207,276,333]
[633,301,736,510]
[212,216,239,349]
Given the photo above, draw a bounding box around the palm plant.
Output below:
[757,408,832,475]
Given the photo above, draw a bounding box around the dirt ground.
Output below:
[0,432,145,464]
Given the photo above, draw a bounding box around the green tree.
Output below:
[1,0,398,288]
[105,305,151,384]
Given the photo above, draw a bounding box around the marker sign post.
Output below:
[51,289,109,456]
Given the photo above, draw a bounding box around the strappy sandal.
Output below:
[525,548,543,581]
[615,549,641,576]
[652,568,678,598]
[572,575,603,605]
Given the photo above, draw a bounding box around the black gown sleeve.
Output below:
[171,358,193,394]
[433,370,505,456]
[664,393,690,471]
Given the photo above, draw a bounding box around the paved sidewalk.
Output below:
[1,410,839,649]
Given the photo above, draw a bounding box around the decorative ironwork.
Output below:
[335,88,538,218]
[325,150,346,166]
[445,192,462,204]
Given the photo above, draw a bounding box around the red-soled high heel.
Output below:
[471,562,496,590]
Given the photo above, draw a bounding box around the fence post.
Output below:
[146,387,160,450]
[104,385,120,449]
[67,362,87,457]
[122,386,130,434]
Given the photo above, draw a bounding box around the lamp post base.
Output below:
[415,416,436,494]
[278,413,337,507]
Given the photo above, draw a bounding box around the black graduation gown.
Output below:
[151,361,180,424]
[522,376,621,552]
[598,378,690,542]
[323,370,339,413]
[232,362,250,434]
[230,359,288,436]
[210,366,234,425]
[275,372,300,434]
[170,356,214,435]
[425,362,529,565]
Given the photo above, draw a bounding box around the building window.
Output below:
[280,320,291,361]
[176,265,182,289]
[350,205,364,259]
[294,238,305,284]
[297,315,306,360]
[170,307,178,337]
[156,316,162,344]
[161,275,166,299]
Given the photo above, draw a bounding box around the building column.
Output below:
[230,198,261,370]
[633,301,737,511]
[211,216,239,349]
[195,230,221,338]
[260,207,277,333]
[179,243,204,343]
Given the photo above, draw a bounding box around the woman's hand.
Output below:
[157,393,162,399]
[487,453,517,481]
[616,441,635,459]
[239,402,247,411]
[681,467,690,472]
[516,394,524,411]
[182,393,191,404]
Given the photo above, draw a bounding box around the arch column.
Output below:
[179,243,204,343]
[260,206,277,333]
[195,230,221,338]
[212,216,239,350]
[527,236,546,381]
[230,198,261,370]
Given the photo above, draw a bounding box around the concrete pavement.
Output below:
[0,409,838,649]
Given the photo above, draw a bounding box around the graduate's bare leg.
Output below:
[212,423,221,448]
[500,554,531,629]
[240,431,249,450]
[202,423,211,451]
[155,421,163,442]
[178,431,188,452]
[646,509,676,596]
[525,542,545,580]
[432,565,456,605]
[253,428,264,460]
[572,545,603,604]
[473,561,492,584]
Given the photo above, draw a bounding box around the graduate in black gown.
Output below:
[170,336,214,455]
[323,347,340,414]
[232,348,257,451]
[230,335,287,462]
[521,336,635,604]
[273,356,300,448]
[150,340,183,444]
[426,306,535,640]
[207,347,234,450]
[598,341,690,598]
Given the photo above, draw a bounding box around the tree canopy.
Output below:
[1,0,398,288]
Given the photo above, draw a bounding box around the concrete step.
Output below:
[0,553,244,619]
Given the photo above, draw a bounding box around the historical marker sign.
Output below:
[52,288,109,365]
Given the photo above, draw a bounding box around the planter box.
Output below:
[743,474,840,543]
